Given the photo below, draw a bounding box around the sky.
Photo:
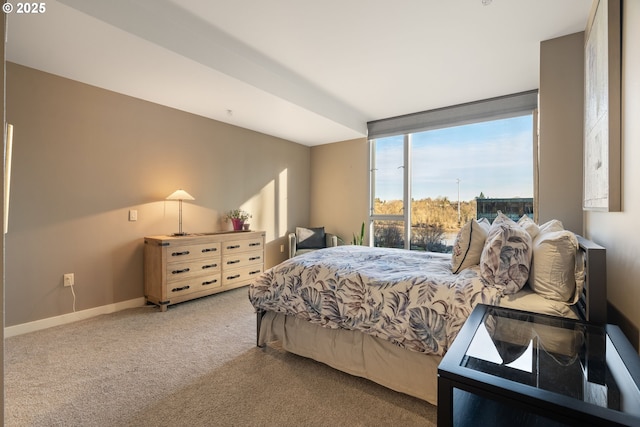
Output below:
[373,115,534,202]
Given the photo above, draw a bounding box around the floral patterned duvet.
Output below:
[249,245,502,356]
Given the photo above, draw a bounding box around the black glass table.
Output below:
[437,304,640,426]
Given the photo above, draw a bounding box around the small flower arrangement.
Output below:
[225,209,252,222]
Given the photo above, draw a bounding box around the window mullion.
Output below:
[369,139,376,218]
[404,134,411,250]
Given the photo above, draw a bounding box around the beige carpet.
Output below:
[4,287,437,426]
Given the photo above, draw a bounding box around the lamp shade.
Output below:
[166,189,195,201]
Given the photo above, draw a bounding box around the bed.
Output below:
[249,216,606,405]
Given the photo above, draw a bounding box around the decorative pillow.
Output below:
[537,219,564,235]
[477,217,491,229]
[517,215,540,240]
[529,229,580,303]
[480,212,533,294]
[296,226,326,249]
[451,219,490,273]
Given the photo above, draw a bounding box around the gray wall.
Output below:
[5,62,310,326]
[538,32,585,234]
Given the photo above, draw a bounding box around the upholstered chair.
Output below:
[289,226,338,258]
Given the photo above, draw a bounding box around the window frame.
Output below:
[368,135,412,249]
[368,91,539,250]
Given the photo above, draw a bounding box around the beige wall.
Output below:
[5,62,309,326]
[310,138,369,245]
[538,32,585,234]
[585,0,640,347]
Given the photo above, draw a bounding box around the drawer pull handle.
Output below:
[249,270,261,275]
[249,256,261,261]
[202,279,218,286]
[227,274,241,280]
[227,260,240,265]
[226,245,241,249]
[202,248,217,253]
[249,242,261,247]
[172,268,190,274]
[172,251,190,257]
[202,264,218,269]
[171,285,190,292]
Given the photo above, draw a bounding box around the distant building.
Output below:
[476,198,533,222]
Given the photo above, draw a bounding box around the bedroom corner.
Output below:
[309,137,369,246]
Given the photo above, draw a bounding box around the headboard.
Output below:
[576,235,607,324]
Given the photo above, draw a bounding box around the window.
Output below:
[368,91,537,251]
[371,135,405,216]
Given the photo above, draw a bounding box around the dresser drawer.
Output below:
[166,273,222,298]
[222,237,264,254]
[166,242,221,264]
[222,251,263,269]
[166,258,221,284]
[222,265,264,286]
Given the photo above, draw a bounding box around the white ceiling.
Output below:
[5,0,592,146]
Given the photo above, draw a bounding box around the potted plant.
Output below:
[225,209,252,231]
[337,221,367,246]
[352,221,366,245]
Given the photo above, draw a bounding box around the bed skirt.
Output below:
[258,311,442,405]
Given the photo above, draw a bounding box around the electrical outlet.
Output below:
[280,244,284,253]
[64,273,74,287]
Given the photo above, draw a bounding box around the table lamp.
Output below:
[166,189,195,236]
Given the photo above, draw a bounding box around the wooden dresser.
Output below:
[144,231,265,311]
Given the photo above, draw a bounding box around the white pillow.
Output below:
[537,219,564,235]
[480,212,533,294]
[529,229,580,303]
[451,219,490,273]
[478,217,491,229]
[517,215,540,240]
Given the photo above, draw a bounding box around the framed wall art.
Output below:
[583,0,621,211]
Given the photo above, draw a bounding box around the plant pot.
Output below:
[231,218,244,231]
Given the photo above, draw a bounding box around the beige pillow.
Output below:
[529,229,580,303]
[451,219,490,273]
[517,215,539,240]
[480,212,533,294]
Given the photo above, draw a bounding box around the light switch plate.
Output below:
[129,210,138,221]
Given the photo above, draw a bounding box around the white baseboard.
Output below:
[4,297,148,338]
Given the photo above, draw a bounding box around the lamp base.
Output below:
[171,232,189,236]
